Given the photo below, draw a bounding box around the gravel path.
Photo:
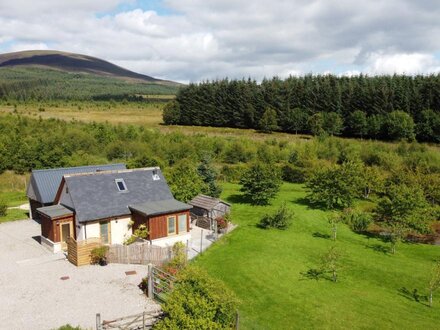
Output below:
[0,219,159,330]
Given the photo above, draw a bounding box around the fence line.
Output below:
[107,242,173,266]
[67,237,101,266]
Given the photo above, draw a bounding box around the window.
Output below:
[178,214,187,233]
[167,216,176,235]
[115,178,127,192]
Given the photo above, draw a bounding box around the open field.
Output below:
[195,183,440,329]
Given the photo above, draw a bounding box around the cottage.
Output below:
[26,163,126,221]
[37,167,192,252]
[189,194,231,220]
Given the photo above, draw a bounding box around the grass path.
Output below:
[195,183,440,329]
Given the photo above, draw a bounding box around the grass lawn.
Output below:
[0,191,27,207]
[194,183,440,329]
[0,208,28,223]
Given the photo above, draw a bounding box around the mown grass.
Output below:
[0,208,28,223]
[195,183,440,329]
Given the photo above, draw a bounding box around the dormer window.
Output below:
[115,178,127,192]
[152,170,160,181]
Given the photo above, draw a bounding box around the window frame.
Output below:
[178,213,187,233]
[167,216,177,236]
[115,178,128,192]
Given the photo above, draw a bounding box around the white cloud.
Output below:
[0,0,439,81]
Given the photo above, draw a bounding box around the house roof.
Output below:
[37,204,73,219]
[188,194,230,211]
[26,163,126,204]
[129,199,192,217]
[62,167,178,223]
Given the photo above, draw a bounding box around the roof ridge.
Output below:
[31,163,126,173]
[64,167,160,178]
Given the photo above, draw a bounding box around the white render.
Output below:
[40,235,62,253]
[83,222,100,240]
[110,217,132,245]
[151,232,191,247]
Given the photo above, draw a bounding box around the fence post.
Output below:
[235,311,239,330]
[147,263,153,299]
[96,313,101,330]
[200,229,203,254]
[142,311,146,330]
[186,239,189,260]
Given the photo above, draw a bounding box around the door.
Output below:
[100,221,111,244]
[60,222,73,250]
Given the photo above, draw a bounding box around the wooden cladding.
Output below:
[132,210,190,241]
[67,237,101,266]
[40,214,74,243]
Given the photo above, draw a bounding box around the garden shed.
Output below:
[189,194,231,220]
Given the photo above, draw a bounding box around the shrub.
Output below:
[215,216,228,231]
[281,164,307,183]
[341,209,372,232]
[163,242,187,275]
[154,266,239,330]
[90,246,109,265]
[259,203,294,230]
[0,200,7,217]
[124,224,149,245]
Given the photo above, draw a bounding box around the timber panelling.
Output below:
[132,211,190,241]
[67,237,101,266]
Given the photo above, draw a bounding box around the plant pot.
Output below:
[99,259,108,266]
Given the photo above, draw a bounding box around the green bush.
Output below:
[0,200,7,217]
[55,325,83,330]
[281,164,307,183]
[340,209,372,232]
[154,266,239,330]
[259,203,294,230]
[90,246,109,264]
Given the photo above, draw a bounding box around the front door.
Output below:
[100,221,111,244]
[60,222,73,250]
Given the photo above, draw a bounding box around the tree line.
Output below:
[164,75,440,142]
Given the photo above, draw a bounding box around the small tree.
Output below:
[385,111,415,141]
[320,246,342,282]
[259,203,294,230]
[259,107,278,133]
[308,113,325,136]
[347,110,368,138]
[285,107,309,134]
[328,212,342,241]
[154,266,239,329]
[322,112,344,136]
[166,161,206,202]
[162,101,181,125]
[240,162,282,205]
[0,199,7,217]
[197,157,222,198]
[428,261,440,307]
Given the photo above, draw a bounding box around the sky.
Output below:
[1,0,440,83]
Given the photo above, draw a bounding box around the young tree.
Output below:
[428,261,440,307]
[322,112,344,136]
[320,246,342,282]
[376,184,430,253]
[308,113,325,136]
[385,111,416,141]
[328,212,342,241]
[259,107,279,133]
[416,109,440,143]
[197,157,222,198]
[259,203,295,230]
[306,161,365,209]
[166,161,206,202]
[240,162,282,205]
[284,107,309,134]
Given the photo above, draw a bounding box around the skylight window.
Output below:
[115,178,127,192]
[152,170,160,181]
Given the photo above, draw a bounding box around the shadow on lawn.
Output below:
[365,243,390,255]
[225,194,253,205]
[398,287,429,307]
[312,232,331,239]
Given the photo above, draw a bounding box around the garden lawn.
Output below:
[194,183,440,330]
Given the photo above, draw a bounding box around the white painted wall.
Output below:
[85,222,100,239]
[40,235,62,253]
[110,217,132,245]
[152,232,191,247]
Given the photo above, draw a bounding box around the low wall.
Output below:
[40,235,62,253]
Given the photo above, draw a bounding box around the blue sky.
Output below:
[0,0,439,82]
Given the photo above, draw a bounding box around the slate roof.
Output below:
[37,204,73,219]
[129,199,192,217]
[189,194,230,211]
[26,163,126,204]
[62,167,188,223]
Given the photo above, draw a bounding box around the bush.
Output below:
[281,164,307,183]
[259,203,294,230]
[163,242,187,275]
[154,266,239,330]
[215,216,228,231]
[90,246,109,265]
[124,224,149,245]
[0,200,7,217]
[340,209,372,232]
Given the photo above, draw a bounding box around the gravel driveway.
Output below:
[0,219,159,330]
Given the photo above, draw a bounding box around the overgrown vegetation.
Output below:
[167,75,440,142]
[258,203,294,229]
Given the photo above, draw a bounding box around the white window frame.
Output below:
[115,178,128,192]
[167,216,176,236]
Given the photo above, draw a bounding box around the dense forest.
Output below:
[0,67,179,101]
[164,75,440,143]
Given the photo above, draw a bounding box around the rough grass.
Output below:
[194,183,440,329]
[0,209,28,223]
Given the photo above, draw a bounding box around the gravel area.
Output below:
[0,219,159,330]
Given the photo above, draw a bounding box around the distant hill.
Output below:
[0,50,180,101]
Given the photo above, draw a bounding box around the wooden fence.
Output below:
[67,237,101,266]
[107,242,173,266]
[97,310,163,330]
